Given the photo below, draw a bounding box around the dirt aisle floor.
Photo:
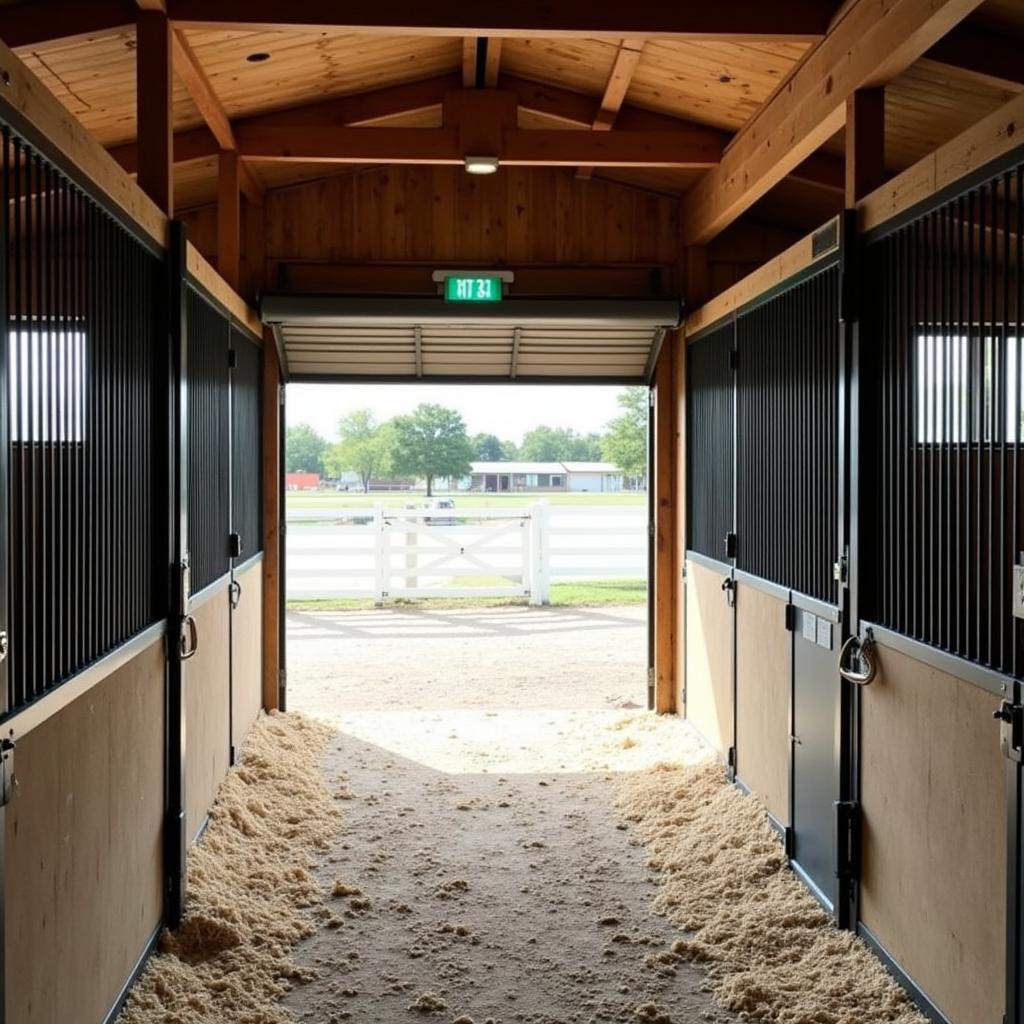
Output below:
[285,605,737,1024]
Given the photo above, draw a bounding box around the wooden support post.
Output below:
[653,338,677,714]
[845,88,886,207]
[672,328,687,715]
[261,333,282,711]
[684,245,710,310]
[135,9,173,215]
[217,148,241,291]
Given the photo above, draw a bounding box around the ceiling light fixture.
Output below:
[464,156,500,176]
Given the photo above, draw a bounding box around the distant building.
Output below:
[285,472,321,491]
[467,461,624,493]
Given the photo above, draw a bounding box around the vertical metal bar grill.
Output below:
[185,285,230,594]
[862,160,1024,677]
[1,121,164,716]
[735,265,841,604]
[230,328,263,562]
[686,322,735,561]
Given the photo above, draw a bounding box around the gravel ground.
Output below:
[284,605,733,1024]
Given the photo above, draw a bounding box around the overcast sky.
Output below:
[285,383,630,444]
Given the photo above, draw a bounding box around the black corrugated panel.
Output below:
[736,265,840,604]
[862,163,1023,677]
[687,323,735,562]
[186,285,230,593]
[2,123,165,712]
[231,328,262,561]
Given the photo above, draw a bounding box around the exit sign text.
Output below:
[444,275,503,302]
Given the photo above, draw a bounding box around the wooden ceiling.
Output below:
[4,0,1023,232]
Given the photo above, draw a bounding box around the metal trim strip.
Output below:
[685,549,733,576]
[0,621,167,739]
[857,923,951,1024]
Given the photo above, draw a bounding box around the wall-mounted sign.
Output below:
[444,275,503,303]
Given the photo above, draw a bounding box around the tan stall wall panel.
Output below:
[5,637,165,1024]
[187,587,231,840]
[232,561,264,752]
[734,582,789,824]
[861,644,1005,1024]
[685,560,733,756]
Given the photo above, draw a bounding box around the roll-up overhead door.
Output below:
[260,295,682,383]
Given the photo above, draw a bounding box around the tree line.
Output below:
[286,387,648,496]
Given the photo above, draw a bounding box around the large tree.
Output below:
[286,423,329,475]
[602,386,648,486]
[324,410,394,492]
[390,404,474,497]
[471,432,509,461]
[520,425,604,462]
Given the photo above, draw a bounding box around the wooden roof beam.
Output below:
[679,0,987,245]
[921,22,1024,92]
[462,38,477,87]
[578,38,646,180]
[163,0,834,40]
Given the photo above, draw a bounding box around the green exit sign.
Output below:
[444,275,503,303]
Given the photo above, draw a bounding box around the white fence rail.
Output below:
[286,502,647,603]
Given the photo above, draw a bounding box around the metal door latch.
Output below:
[0,738,15,807]
[721,577,735,608]
[0,629,8,663]
[994,700,1023,762]
[833,555,848,585]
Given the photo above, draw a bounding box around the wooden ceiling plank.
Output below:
[679,0,987,244]
[921,23,1024,92]
[579,38,646,179]
[162,0,834,39]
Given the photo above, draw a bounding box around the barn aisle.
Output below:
[283,716,726,1024]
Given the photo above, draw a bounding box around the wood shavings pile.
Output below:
[119,711,338,1024]
[616,761,927,1024]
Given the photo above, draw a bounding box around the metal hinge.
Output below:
[784,603,797,631]
[726,745,736,781]
[229,532,243,559]
[228,348,238,369]
[0,738,15,807]
[835,800,860,880]
[994,700,1024,762]
[833,551,849,586]
[783,825,795,859]
[0,629,8,663]
[724,531,737,560]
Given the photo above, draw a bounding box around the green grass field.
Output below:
[285,490,646,509]
[286,577,646,612]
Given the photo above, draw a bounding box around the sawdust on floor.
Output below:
[118,711,339,1024]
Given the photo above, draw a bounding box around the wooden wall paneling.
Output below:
[261,165,680,269]
[653,340,677,714]
[261,336,282,712]
[231,560,264,751]
[185,589,231,840]
[860,643,1005,1024]
[6,639,165,1024]
[684,559,734,755]
[734,581,790,824]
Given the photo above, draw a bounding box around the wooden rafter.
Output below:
[679,0,987,245]
[462,38,477,87]
[233,123,724,168]
[135,7,173,214]
[106,73,846,194]
[578,38,645,179]
[483,39,502,87]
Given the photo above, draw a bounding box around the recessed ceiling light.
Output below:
[246,52,271,63]
[464,156,499,176]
